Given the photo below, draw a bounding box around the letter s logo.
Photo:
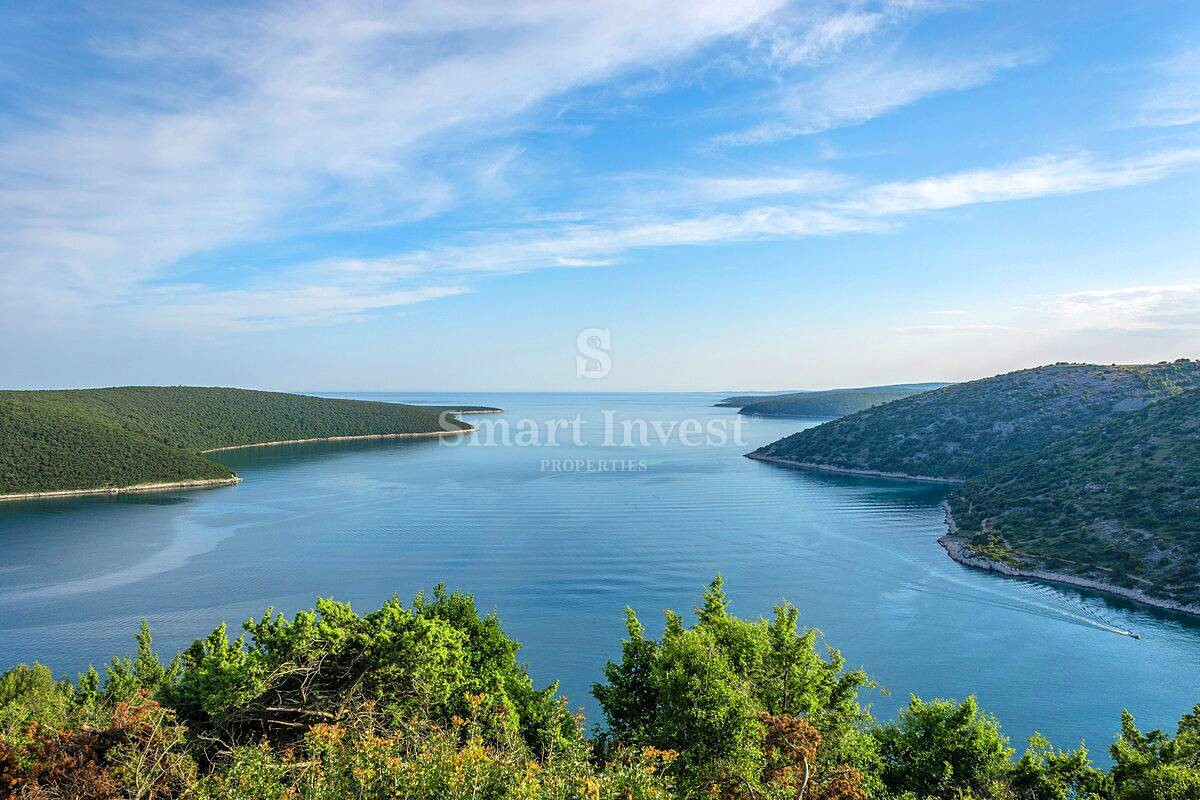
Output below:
[576,328,611,379]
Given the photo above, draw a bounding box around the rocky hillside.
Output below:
[946,387,1200,608]
[749,360,1200,481]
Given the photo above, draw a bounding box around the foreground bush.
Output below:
[1,579,1198,799]
[594,576,878,797]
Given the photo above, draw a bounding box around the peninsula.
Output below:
[0,386,497,500]
[717,382,948,417]
[748,360,1200,614]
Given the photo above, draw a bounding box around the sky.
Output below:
[0,1,1197,392]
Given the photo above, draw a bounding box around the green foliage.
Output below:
[3,580,1200,799]
[874,696,1013,799]
[161,586,574,755]
[717,384,948,410]
[0,663,70,742]
[754,361,1200,480]
[949,388,1200,606]
[1110,707,1200,800]
[732,384,950,418]
[594,576,879,795]
[0,396,234,495]
[193,721,676,800]
[1011,733,1110,800]
[0,386,476,495]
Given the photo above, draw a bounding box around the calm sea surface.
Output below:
[1,393,1197,758]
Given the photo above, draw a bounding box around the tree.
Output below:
[1110,706,1200,800]
[160,587,574,755]
[875,696,1013,799]
[593,577,879,796]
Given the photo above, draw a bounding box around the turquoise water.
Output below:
[1,392,1197,757]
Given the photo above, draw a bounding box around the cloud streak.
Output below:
[333,146,1200,280]
[715,47,1037,145]
[114,145,1199,331]
[1048,284,1200,332]
[0,0,790,326]
[1137,48,1200,128]
[2,2,1197,338]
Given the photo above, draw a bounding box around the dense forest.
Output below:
[947,388,1200,608]
[750,361,1200,480]
[0,387,481,496]
[1,579,1194,799]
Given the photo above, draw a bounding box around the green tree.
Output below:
[594,577,879,795]
[875,696,1013,799]
[1110,706,1200,800]
[1011,733,1109,800]
[161,587,573,755]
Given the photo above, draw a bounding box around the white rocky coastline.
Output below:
[0,476,242,503]
[746,453,1200,619]
[199,425,476,453]
[743,453,963,484]
[939,501,1200,618]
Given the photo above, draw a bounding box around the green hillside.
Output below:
[0,398,235,495]
[715,382,946,409]
[715,391,808,407]
[737,382,949,418]
[0,387,475,497]
[750,361,1200,481]
[947,388,1200,607]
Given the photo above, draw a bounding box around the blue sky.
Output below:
[1,1,1197,391]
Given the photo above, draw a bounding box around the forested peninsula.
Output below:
[716,382,948,418]
[0,386,493,500]
[748,361,1200,614]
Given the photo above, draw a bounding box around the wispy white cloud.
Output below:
[0,0,791,325]
[1048,284,1200,332]
[363,206,889,277]
[1137,48,1200,128]
[715,48,1037,145]
[554,256,616,267]
[3,1,1196,339]
[314,147,1200,289]
[838,149,1200,215]
[99,145,1200,331]
[897,282,1200,340]
[610,169,852,208]
[139,284,470,333]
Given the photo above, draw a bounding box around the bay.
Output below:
[1,392,1197,758]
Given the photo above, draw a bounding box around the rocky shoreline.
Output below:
[199,425,476,453]
[0,476,242,503]
[744,453,963,484]
[748,454,1200,618]
[939,502,1200,618]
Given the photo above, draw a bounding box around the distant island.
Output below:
[716,382,949,418]
[748,360,1200,614]
[0,387,498,500]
